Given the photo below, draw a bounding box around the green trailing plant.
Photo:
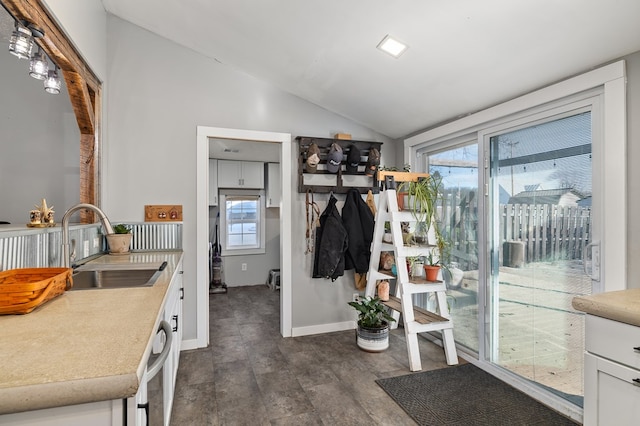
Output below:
[113,224,131,234]
[348,296,396,329]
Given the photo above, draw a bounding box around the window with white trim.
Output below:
[220,190,266,255]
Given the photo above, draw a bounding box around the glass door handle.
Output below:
[583,241,600,282]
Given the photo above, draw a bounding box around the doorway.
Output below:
[196,127,292,348]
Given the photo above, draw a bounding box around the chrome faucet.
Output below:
[61,203,115,268]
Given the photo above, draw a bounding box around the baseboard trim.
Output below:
[291,321,355,337]
[180,338,203,351]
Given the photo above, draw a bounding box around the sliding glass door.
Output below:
[426,142,480,353]
[487,111,594,404]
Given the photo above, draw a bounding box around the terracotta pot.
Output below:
[424,265,441,282]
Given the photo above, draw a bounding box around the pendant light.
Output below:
[8,21,33,60]
[29,47,49,80]
[44,65,61,94]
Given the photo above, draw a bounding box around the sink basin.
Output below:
[71,268,163,290]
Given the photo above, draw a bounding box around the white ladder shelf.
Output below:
[365,173,458,371]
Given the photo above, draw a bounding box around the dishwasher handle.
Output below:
[146,320,172,381]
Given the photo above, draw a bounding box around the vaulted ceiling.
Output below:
[102,0,640,139]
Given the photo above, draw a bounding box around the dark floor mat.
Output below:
[376,363,578,426]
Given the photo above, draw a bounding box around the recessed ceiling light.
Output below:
[377,35,408,58]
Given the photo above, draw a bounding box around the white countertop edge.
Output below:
[572,288,640,328]
[0,373,139,415]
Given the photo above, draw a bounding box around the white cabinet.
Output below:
[0,260,184,426]
[0,399,130,426]
[162,263,183,425]
[217,160,264,188]
[583,315,640,426]
[266,163,281,208]
[149,260,183,426]
[209,159,219,206]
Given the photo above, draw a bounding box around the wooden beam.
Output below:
[63,70,95,135]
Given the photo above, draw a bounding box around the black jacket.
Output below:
[313,195,348,281]
[342,189,375,273]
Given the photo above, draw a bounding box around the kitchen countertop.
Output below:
[0,250,183,415]
[572,288,640,327]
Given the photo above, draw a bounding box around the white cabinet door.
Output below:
[266,163,281,208]
[209,159,218,206]
[0,399,127,426]
[162,266,183,425]
[584,353,640,426]
[217,160,264,188]
[240,161,264,188]
[217,160,241,188]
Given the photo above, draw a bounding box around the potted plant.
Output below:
[348,296,396,352]
[106,224,132,255]
[383,221,393,243]
[397,173,443,240]
[424,251,442,281]
[406,255,424,278]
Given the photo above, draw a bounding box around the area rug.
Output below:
[376,363,577,425]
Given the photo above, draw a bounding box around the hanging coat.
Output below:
[342,189,375,274]
[312,194,349,281]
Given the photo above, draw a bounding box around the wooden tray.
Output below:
[0,268,73,315]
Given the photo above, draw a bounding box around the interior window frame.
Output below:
[219,190,266,256]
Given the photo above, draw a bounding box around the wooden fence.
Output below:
[437,189,591,269]
[499,203,591,263]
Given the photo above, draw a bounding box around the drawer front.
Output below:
[586,315,640,369]
[584,353,640,426]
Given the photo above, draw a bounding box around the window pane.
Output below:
[425,142,480,353]
[224,196,260,250]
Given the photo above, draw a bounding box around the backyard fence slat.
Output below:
[492,203,591,263]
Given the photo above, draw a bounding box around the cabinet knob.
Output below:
[632,378,640,387]
[634,346,640,352]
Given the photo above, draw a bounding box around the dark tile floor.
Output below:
[169,285,456,425]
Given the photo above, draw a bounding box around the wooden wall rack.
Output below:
[296,136,383,194]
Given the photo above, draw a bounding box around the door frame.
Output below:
[196,126,293,346]
[404,61,627,423]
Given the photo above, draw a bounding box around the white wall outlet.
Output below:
[83,240,90,258]
[352,293,360,302]
[93,237,100,249]
[241,263,247,271]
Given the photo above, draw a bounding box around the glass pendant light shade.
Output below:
[8,22,33,60]
[44,66,61,94]
[29,47,49,80]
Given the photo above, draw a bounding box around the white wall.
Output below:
[104,16,393,341]
[43,0,107,81]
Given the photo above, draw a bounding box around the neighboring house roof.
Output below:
[508,188,585,206]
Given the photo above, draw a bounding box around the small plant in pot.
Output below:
[106,224,132,255]
[348,296,396,352]
[424,251,442,282]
